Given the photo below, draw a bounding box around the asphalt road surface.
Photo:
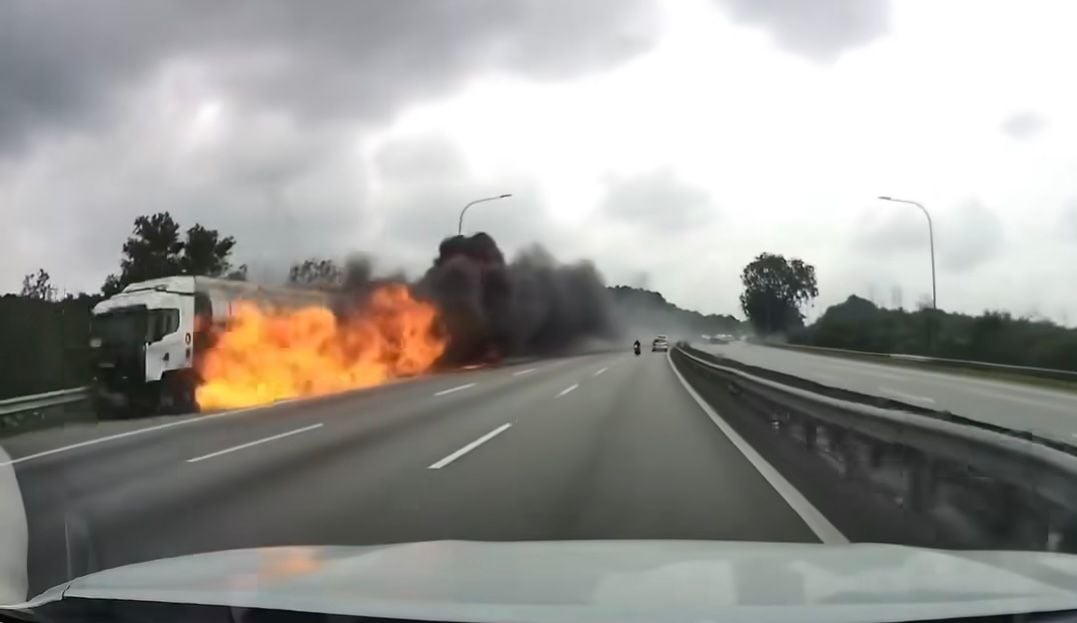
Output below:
[697,341,1077,444]
[1,350,835,598]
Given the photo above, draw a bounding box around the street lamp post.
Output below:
[458,193,513,235]
[879,196,936,310]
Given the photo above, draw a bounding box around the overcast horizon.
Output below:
[6,0,1077,324]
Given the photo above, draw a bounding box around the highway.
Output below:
[697,341,1077,444]
[0,350,840,597]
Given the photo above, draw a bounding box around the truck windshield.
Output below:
[92,307,179,347]
[91,308,148,345]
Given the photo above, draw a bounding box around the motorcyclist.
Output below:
[633,339,641,354]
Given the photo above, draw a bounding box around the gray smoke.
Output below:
[417,233,617,363]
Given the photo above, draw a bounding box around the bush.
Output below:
[0,294,100,399]
[795,296,1077,372]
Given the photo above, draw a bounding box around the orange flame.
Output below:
[196,284,446,410]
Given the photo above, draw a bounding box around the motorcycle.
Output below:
[633,343,641,356]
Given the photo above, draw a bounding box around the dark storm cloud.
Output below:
[714,0,890,62]
[0,0,660,152]
[852,199,1004,272]
[1001,111,1048,140]
[4,0,660,292]
[599,168,716,232]
[3,106,364,291]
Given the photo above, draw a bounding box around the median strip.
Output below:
[186,423,323,463]
[428,423,512,469]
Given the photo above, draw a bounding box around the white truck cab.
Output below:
[90,276,328,417]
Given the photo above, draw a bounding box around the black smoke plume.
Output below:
[417,232,617,363]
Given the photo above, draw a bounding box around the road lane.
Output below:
[6,349,824,597]
[185,423,325,463]
[698,341,1077,443]
[427,423,513,469]
[7,352,624,593]
[0,355,584,465]
[418,351,822,544]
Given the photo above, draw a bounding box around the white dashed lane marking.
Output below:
[434,383,477,397]
[428,424,512,469]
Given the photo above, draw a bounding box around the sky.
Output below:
[5,0,1077,323]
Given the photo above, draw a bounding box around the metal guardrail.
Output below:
[769,342,1077,382]
[673,344,1077,551]
[0,387,88,417]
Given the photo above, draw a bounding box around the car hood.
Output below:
[12,540,1077,623]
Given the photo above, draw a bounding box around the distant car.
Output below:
[709,334,730,344]
[652,335,669,352]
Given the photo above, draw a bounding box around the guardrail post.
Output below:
[868,445,884,469]
[1047,514,1077,552]
[803,421,816,451]
[905,453,936,512]
[835,432,862,481]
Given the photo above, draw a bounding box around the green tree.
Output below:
[20,268,57,301]
[739,252,818,335]
[289,258,343,288]
[102,212,241,295]
[796,297,1077,372]
[224,264,249,281]
[180,224,237,276]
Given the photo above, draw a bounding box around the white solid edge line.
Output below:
[186,423,324,463]
[593,367,608,377]
[557,383,579,397]
[428,423,512,469]
[513,368,537,377]
[0,407,260,467]
[434,383,477,397]
[665,350,849,545]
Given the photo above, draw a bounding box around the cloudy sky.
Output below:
[5,0,1077,323]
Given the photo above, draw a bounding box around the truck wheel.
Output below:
[128,385,161,418]
[162,373,198,414]
[172,383,198,414]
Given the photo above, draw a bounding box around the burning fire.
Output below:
[196,284,446,409]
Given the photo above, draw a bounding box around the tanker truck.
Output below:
[89,276,329,418]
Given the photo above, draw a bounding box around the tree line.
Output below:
[10,213,1074,400]
[2,211,356,399]
[736,251,1077,372]
[608,285,741,337]
[791,296,1077,371]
